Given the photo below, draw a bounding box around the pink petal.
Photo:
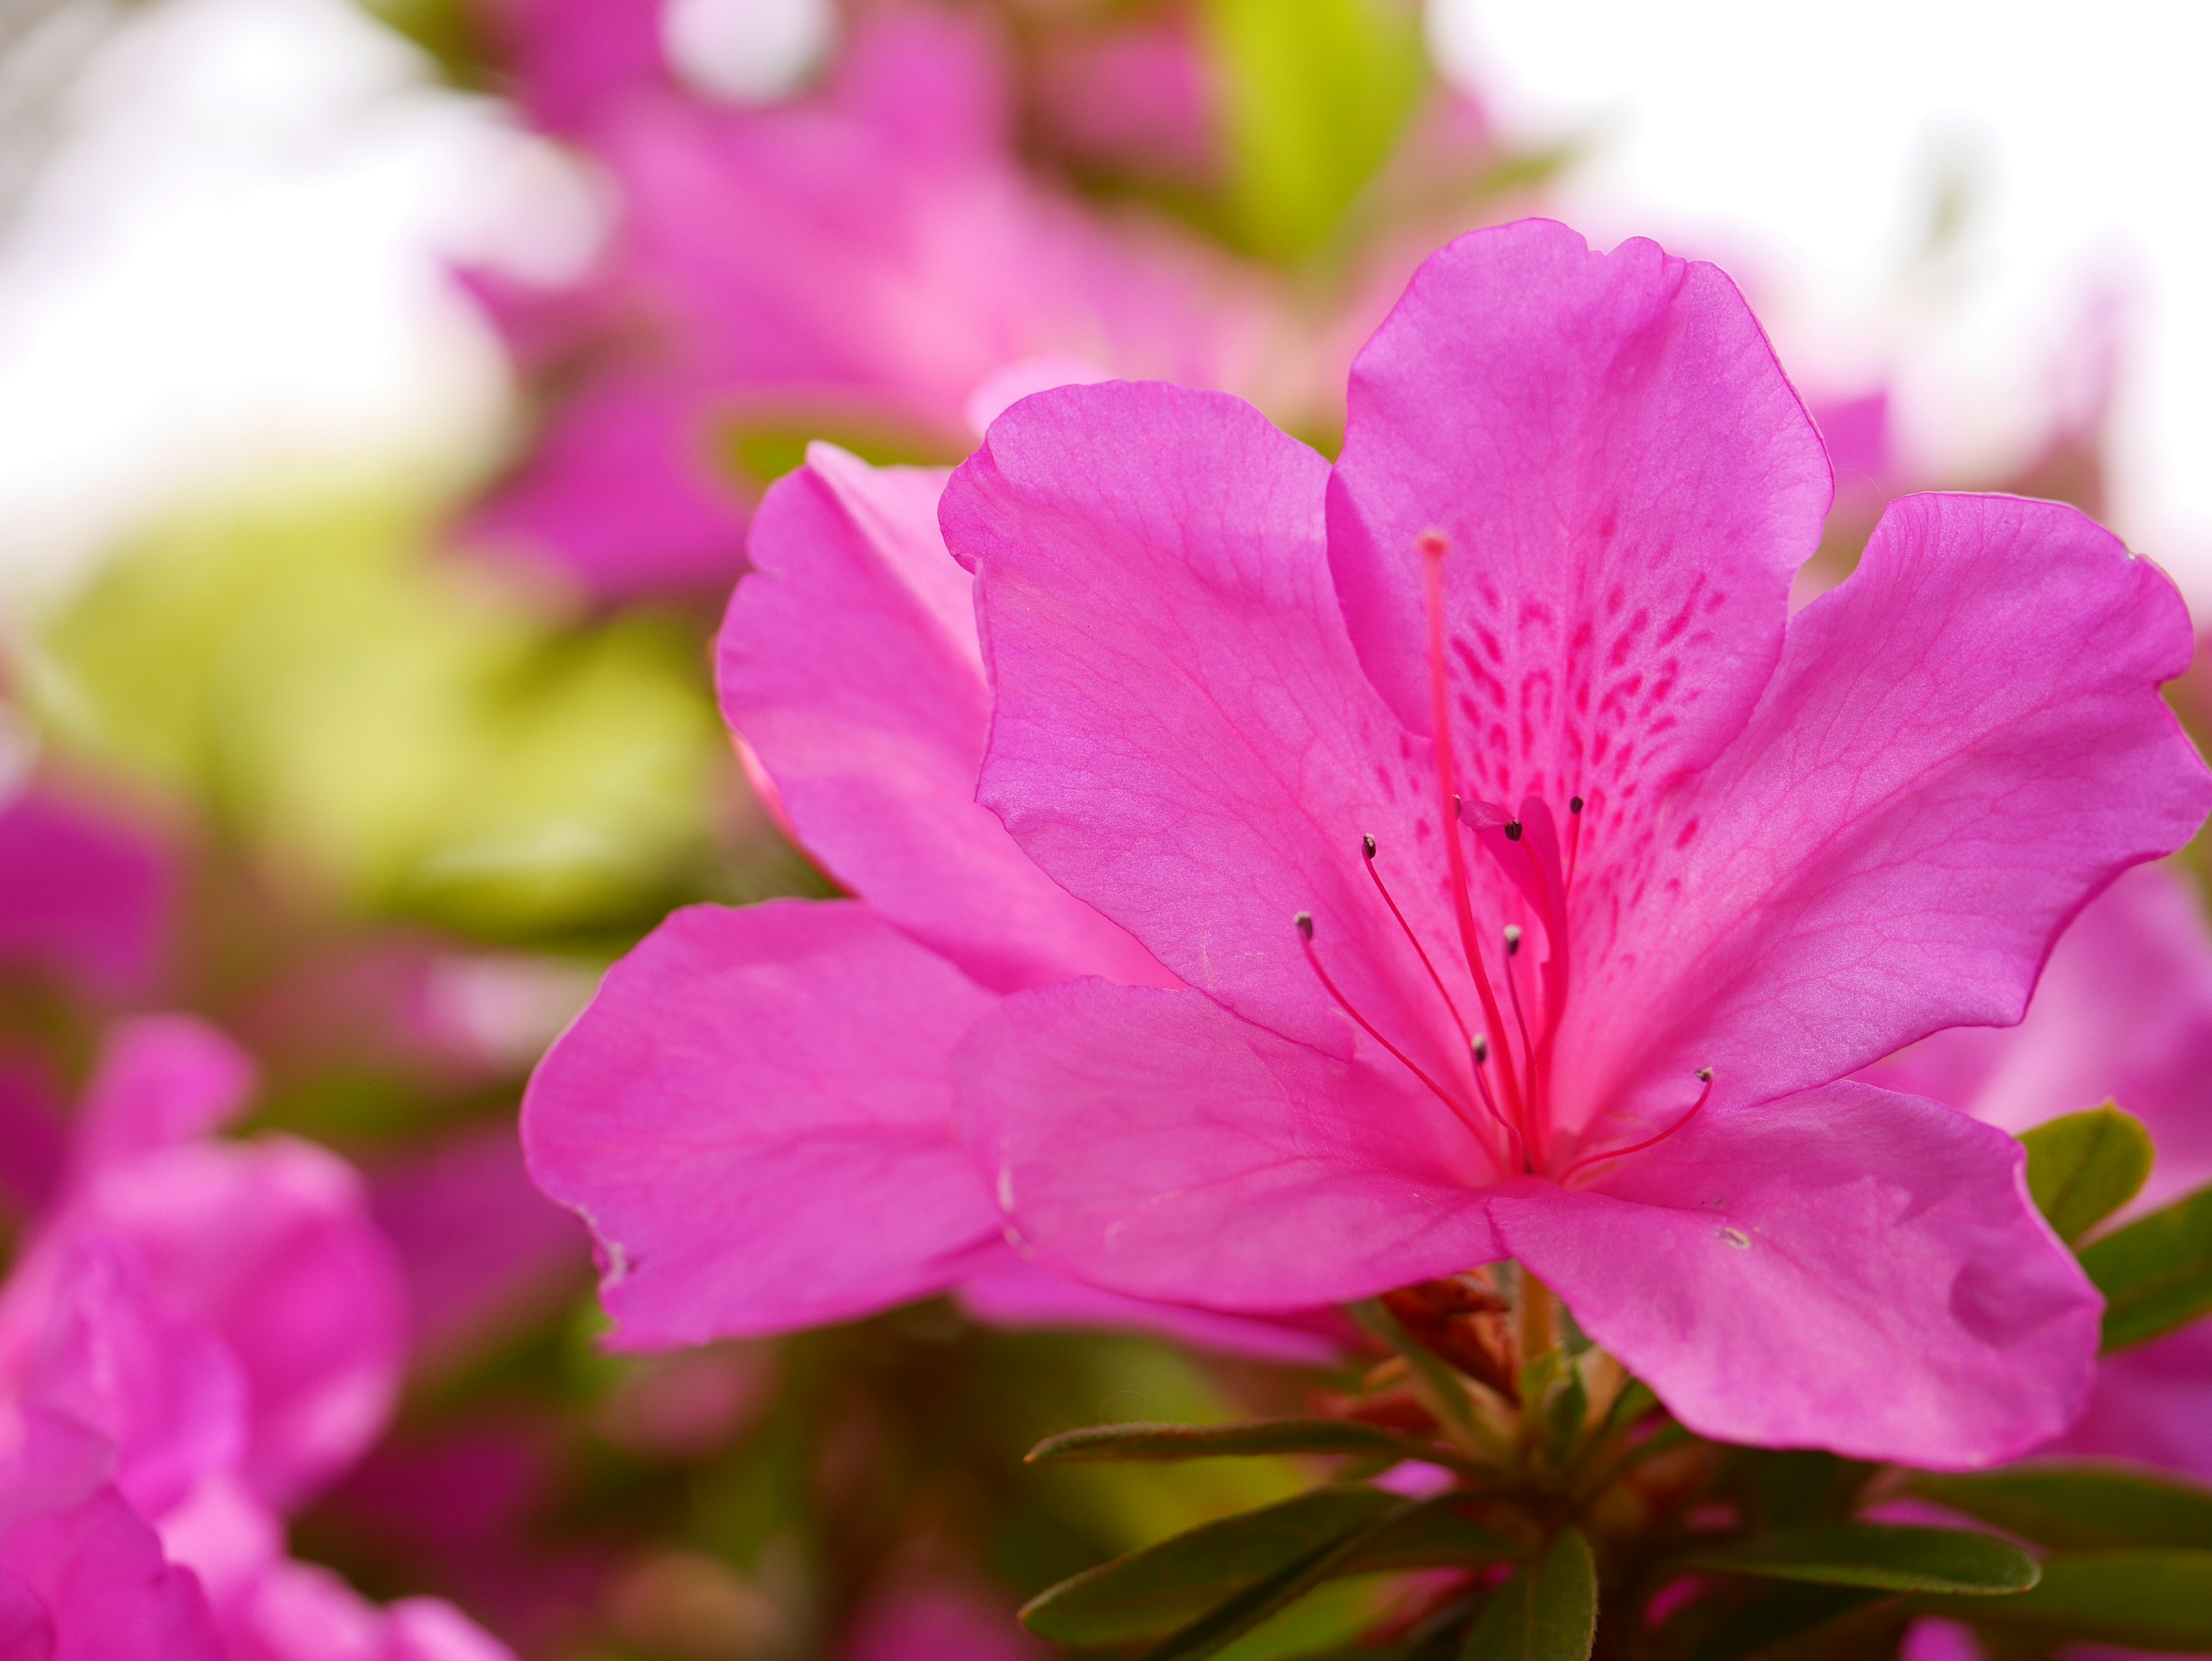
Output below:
[1491,1083,2101,1468]
[947,383,1479,1099]
[0,1409,222,1661]
[80,1138,408,1511]
[1562,492,2211,1141]
[1869,862,2212,1212]
[722,447,1168,991]
[1328,218,1831,823]
[521,901,1004,1347]
[72,1016,257,1181]
[19,1234,246,1523]
[462,375,749,600]
[2047,1317,2212,1480]
[951,1247,1348,1366]
[0,792,169,997]
[956,981,1501,1311]
[844,1582,1043,1661]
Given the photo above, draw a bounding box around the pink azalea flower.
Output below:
[0,1405,224,1658]
[1872,862,2212,1478]
[464,5,1268,599]
[523,444,1340,1365]
[0,1017,514,1659]
[937,218,2211,1468]
[0,789,170,997]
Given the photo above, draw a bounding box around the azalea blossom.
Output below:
[523,443,1339,1365]
[0,1017,514,1660]
[1872,862,2212,1478]
[465,4,1268,598]
[939,218,2211,1467]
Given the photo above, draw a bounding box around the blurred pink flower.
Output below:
[938,220,2208,1467]
[523,443,1341,1365]
[843,1581,1043,1661]
[0,789,170,997]
[463,5,1268,599]
[1872,862,2212,1479]
[0,1017,514,1659]
[0,1406,224,1658]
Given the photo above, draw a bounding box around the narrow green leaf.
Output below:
[1027,1418,1448,1467]
[1910,1463,2212,1550]
[1539,1366,1589,1470]
[2078,1182,2212,1350]
[1140,1498,1422,1661]
[1928,1548,2212,1648]
[1336,1498,1527,1574]
[2021,1104,2154,1243]
[1019,1488,1402,1647]
[1461,1527,1597,1661]
[1676,1524,2038,1595]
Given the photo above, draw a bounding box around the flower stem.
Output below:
[1518,1267,1556,1366]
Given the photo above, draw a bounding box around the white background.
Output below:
[0,0,2205,608]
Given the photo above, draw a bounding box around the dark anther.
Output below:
[1295,911,1315,941]
[1569,795,1585,814]
[1472,1034,1490,1063]
[1503,925,1522,956]
[1696,1066,1714,1082]
[1362,834,1377,859]
[1503,820,1523,842]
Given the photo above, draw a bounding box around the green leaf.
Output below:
[2021,1104,2154,1243]
[2078,1182,2212,1350]
[1910,1462,2212,1550]
[1141,1500,1422,1661]
[1199,0,1426,262]
[1337,1499,1525,1575]
[1929,1549,2212,1649]
[1675,1524,2039,1595]
[1020,1488,1404,1647]
[1461,1528,1597,1661]
[1538,1365,1589,1470]
[1028,1418,1450,1467]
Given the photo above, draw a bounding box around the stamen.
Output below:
[1467,1036,1521,1157]
[1362,835,1472,1048]
[1296,911,1501,1156]
[1500,926,1537,1116]
[1417,532,1525,1142]
[1558,1068,1717,1182]
[1565,795,1585,892]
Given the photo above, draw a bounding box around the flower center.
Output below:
[1293,532,1709,1185]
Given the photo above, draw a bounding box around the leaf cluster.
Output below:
[1010,1107,2212,1661]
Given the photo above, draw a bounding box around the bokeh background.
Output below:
[1,2,2206,1656]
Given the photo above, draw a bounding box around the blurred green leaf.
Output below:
[1461,1527,1596,1661]
[1028,1418,1454,1468]
[1020,1487,1403,1647]
[1675,1524,2037,1595]
[1927,1549,2212,1648]
[2079,1182,2212,1350]
[1910,1463,2212,1551]
[2021,1103,2153,1243]
[1143,1501,1418,1661]
[22,486,724,938]
[1199,0,1425,262]
[721,415,957,490]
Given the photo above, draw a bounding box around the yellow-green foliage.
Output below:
[1202,0,1426,263]
[22,486,723,936]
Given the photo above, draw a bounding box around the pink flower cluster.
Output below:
[0,799,512,1659]
[528,219,2212,1475]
